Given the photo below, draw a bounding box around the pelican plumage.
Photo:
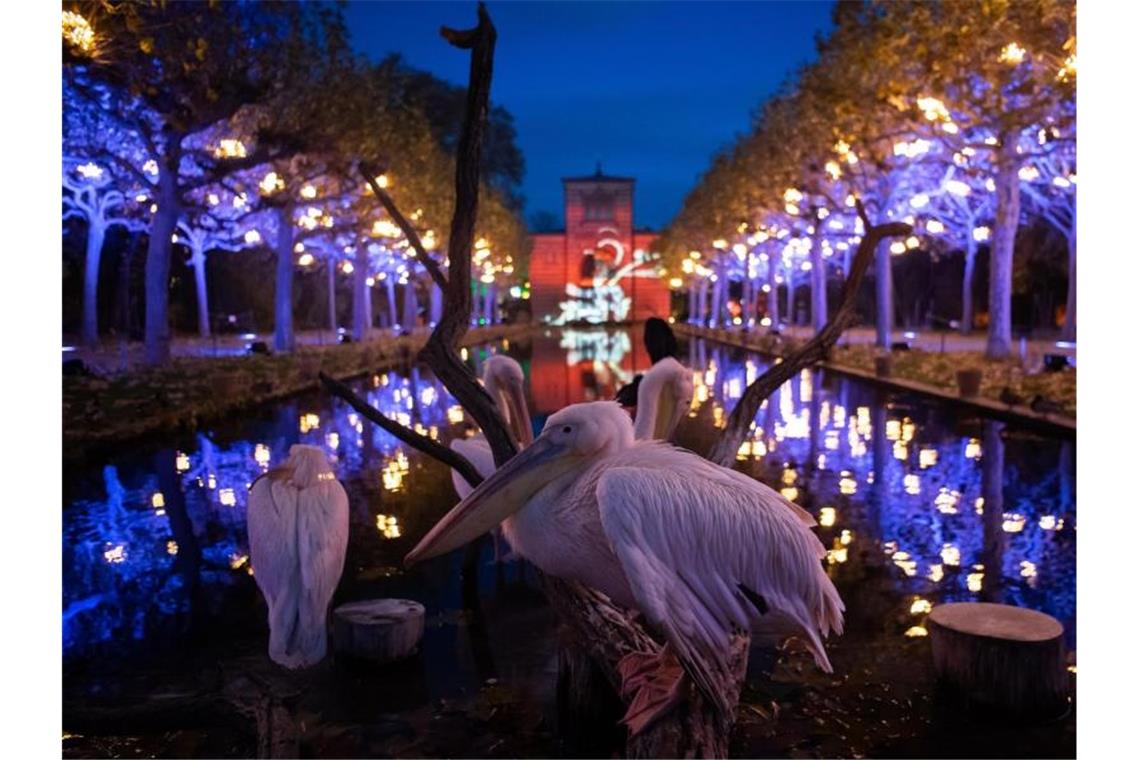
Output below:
[449,355,533,561]
[247,444,349,668]
[408,401,844,733]
[632,355,694,442]
[449,354,534,499]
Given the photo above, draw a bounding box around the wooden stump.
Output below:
[332,599,424,664]
[927,602,1067,720]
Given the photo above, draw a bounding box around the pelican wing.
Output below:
[247,474,302,664]
[450,435,497,499]
[596,457,844,711]
[295,479,350,661]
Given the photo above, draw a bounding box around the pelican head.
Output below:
[633,356,694,441]
[483,355,534,446]
[406,401,632,565]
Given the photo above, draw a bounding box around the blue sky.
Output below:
[344,1,835,229]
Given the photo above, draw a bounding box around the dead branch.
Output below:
[359,164,449,292]
[706,218,912,467]
[337,5,746,755]
[318,371,483,488]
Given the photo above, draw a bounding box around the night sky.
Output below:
[344,1,835,230]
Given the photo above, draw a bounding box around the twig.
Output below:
[359,164,449,292]
[318,371,483,488]
[706,219,912,466]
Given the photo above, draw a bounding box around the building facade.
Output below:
[529,168,670,324]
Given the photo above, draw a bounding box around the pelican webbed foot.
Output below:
[617,644,686,736]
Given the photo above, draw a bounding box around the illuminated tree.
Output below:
[1020,122,1076,339]
[864,0,1075,357]
[173,183,265,338]
[63,2,338,365]
[62,159,147,345]
[911,166,997,333]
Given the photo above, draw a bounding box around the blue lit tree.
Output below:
[62,158,148,346]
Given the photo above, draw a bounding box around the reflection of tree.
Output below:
[981,421,1006,603]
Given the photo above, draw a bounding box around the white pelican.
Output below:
[450,355,533,560]
[247,444,349,669]
[408,401,844,734]
[632,355,694,442]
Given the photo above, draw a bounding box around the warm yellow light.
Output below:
[62,10,96,53]
[819,507,836,527]
[904,626,928,638]
[244,229,261,245]
[215,139,247,159]
[375,174,390,189]
[1000,42,1027,64]
[259,172,283,194]
[342,261,354,274]
[297,252,314,267]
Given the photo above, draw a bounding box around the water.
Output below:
[62,326,1076,752]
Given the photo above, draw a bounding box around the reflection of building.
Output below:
[530,167,670,323]
[529,329,658,414]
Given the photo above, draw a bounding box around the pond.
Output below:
[62,326,1076,757]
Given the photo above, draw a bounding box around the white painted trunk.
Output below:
[327,260,337,334]
[986,139,1020,359]
[430,282,443,326]
[961,237,977,335]
[875,239,892,348]
[191,246,210,338]
[402,279,418,329]
[767,258,779,326]
[273,203,296,354]
[811,222,827,333]
[82,221,107,346]
[352,248,368,341]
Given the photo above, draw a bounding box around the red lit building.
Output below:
[529,167,670,323]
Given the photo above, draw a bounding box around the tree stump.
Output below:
[331,599,424,664]
[927,602,1067,720]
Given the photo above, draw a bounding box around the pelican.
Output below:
[632,355,693,442]
[247,444,349,669]
[449,355,533,560]
[408,401,844,734]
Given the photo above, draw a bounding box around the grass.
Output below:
[63,324,534,451]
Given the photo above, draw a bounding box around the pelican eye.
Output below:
[562,425,572,433]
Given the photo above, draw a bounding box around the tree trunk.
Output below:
[430,282,443,326]
[1061,231,1075,341]
[696,280,709,326]
[961,237,977,335]
[987,137,1020,359]
[327,258,338,334]
[875,238,892,348]
[402,279,419,329]
[811,217,827,333]
[273,202,296,353]
[352,248,368,341]
[981,420,1005,603]
[688,283,699,324]
[386,279,398,330]
[191,245,210,339]
[82,221,107,347]
[927,602,1067,720]
[143,159,180,367]
[767,257,779,326]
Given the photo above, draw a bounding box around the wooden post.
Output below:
[332,599,425,664]
[927,602,1068,720]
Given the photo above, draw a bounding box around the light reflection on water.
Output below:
[62,328,1076,686]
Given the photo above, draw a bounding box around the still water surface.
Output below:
[63,327,1075,706]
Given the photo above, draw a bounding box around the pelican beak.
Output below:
[404,434,575,566]
[505,380,534,447]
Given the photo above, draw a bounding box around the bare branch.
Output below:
[707,219,912,467]
[318,372,483,488]
[358,164,449,291]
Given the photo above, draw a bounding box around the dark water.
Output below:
[62,327,1076,744]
